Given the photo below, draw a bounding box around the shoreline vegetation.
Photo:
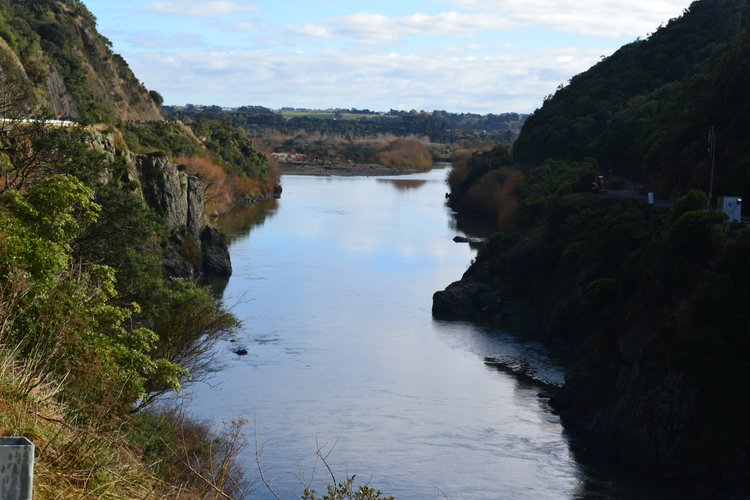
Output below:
[0,17,408,494]
[433,1,750,496]
[0,0,278,491]
[0,63,251,495]
[280,160,423,177]
[272,137,441,177]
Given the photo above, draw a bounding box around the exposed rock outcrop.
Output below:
[137,154,192,231]
[44,67,78,118]
[83,131,231,279]
[432,279,503,321]
[135,153,231,278]
[200,226,232,276]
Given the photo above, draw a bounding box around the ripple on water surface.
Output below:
[186,171,697,500]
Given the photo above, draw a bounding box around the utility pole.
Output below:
[708,126,716,210]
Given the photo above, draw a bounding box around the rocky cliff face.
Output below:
[85,130,231,278]
[135,153,231,278]
[550,286,750,497]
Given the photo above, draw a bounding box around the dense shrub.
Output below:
[376,137,433,170]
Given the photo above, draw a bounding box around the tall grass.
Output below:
[0,336,248,499]
[0,262,245,498]
[0,340,161,498]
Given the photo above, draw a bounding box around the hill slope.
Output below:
[0,2,262,497]
[513,0,750,201]
[0,0,161,123]
[435,1,750,495]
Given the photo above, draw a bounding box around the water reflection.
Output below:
[214,198,279,243]
[185,169,683,500]
[376,178,429,191]
[199,275,231,297]
[449,209,496,239]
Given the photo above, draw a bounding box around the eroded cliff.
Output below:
[85,130,231,279]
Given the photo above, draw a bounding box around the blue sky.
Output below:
[82,0,693,113]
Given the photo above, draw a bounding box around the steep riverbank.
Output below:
[88,131,232,278]
[431,1,750,494]
[433,181,750,497]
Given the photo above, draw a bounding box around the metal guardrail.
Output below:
[0,437,34,500]
[0,117,76,126]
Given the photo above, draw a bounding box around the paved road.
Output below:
[0,117,76,127]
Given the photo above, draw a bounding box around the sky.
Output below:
[82,0,694,114]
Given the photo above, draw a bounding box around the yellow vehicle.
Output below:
[591,175,605,192]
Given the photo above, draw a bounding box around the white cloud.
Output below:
[288,12,519,43]
[439,0,689,37]
[286,1,689,43]
[125,31,205,49]
[144,1,257,17]
[113,0,693,112]
[291,24,337,39]
[129,44,610,113]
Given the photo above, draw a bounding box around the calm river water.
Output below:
[186,166,688,499]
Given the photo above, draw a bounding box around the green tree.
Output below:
[0,175,186,416]
[149,89,164,107]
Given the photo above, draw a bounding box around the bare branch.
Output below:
[254,421,283,500]
[315,437,338,486]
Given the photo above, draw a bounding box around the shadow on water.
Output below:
[432,315,704,499]
[376,178,429,191]
[198,199,280,297]
[213,198,279,244]
[193,170,702,500]
[199,275,231,298]
[433,317,707,500]
[449,209,496,239]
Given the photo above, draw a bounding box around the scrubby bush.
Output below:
[0,175,186,416]
[377,137,433,170]
[176,155,232,214]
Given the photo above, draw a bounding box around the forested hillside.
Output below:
[435,0,750,496]
[514,0,750,201]
[0,0,161,123]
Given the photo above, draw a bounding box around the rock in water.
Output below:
[201,227,232,276]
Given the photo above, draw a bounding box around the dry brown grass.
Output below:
[177,154,280,215]
[0,343,248,499]
[0,272,246,499]
[0,346,161,498]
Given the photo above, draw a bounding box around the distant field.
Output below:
[281,112,396,120]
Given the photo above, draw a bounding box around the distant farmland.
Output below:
[280,111,397,120]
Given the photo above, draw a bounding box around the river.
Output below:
[186,166,690,499]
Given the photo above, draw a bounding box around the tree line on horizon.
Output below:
[162,105,527,144]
